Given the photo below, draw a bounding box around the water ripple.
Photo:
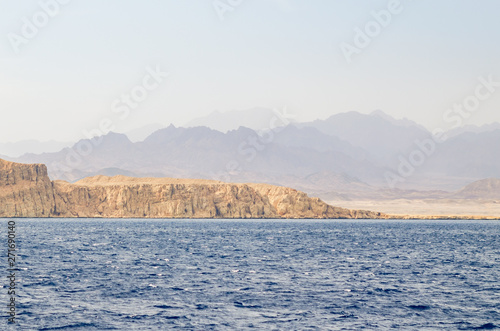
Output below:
[1,219,498,330]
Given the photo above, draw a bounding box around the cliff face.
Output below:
[0,159,384,219]
[248,184,383,219]
[51,180,277,218]
[0,159,56,217]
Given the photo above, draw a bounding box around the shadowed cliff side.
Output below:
[0,159,385,219]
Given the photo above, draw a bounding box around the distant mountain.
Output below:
[370,110,428,131]
[447,123,500,138]
[420,130,500,181]
[0,140,71,157]
[15,126,387,191]
[16,133,140,182]
[454,178,500,199]
[11,110,500,197]
[270,125,368,161]
[123,123,165,142]
[137,125,385,184]
[298,111,431,165]
[184,107,295,132]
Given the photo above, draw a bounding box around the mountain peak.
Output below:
[455,178,500,199]
[184,107,294,133]
[370,109,389,117]
[124,123,165,142]
[100,132,132,144]
[370,110,425,129]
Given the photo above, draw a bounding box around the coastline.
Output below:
[2,158,498,220]
[2,215,499,220]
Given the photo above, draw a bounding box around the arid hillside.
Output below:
[0,158,384,219]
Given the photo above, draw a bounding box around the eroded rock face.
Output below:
[0,159,384,219]
[51,181,277,218]
[248,184,383,219]
[0,159,56,217]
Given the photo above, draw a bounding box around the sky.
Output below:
[0,0,499,143]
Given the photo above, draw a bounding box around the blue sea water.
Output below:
[1,219,499,330]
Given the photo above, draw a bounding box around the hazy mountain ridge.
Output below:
[184,107,295,133]
[16,125,385,190]
[8,110,500,200]
[454,178,500,199]
[419,130,500,180]
[123,123,166,142]
[447,123,500,138]
[297,111,432,165]
[369,110,428,130]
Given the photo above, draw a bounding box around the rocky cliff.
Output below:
[0,159,56,217]
[0,159,385,219]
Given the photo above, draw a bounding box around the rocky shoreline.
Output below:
[1,159,497,220]
[0,159,385,219]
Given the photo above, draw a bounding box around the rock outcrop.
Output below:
[0,159,56,217]
[0,159,385,219]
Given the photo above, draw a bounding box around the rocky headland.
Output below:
[0,159,385,219]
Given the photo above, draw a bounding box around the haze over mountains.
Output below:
[184,107,296,133]
[454,178,500,200]
[0,140,72,158]
[4,109,500,201]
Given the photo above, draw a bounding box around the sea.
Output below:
[1,219,499,330]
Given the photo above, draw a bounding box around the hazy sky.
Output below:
[1,0,499,142]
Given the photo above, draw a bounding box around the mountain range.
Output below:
[184,107,296,133]
[4,109,500,201]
